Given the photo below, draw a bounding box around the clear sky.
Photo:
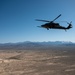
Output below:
[0,0,75,43]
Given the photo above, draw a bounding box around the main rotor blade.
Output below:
[35,19,51,22]
[52,14,61,22]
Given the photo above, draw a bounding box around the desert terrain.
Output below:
[0,48,75,75]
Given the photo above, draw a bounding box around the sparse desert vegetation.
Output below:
[0,48,75,75]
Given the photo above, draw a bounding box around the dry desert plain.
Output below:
[0,48,75,75]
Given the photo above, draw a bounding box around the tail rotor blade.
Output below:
[63,21,72,24]
[67,21,72,24]
[70,21,72,24]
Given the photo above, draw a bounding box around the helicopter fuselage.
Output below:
[41,22,66,30]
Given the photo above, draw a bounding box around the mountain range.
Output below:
[0,41,75,50]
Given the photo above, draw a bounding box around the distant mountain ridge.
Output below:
[0,41,74,45]
[0,41,75,50]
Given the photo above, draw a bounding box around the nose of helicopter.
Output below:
[37,25,46,28]
[41,25,45,27]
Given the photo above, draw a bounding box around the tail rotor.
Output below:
[67,21,72,29]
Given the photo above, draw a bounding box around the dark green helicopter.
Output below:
[36,14,72,31]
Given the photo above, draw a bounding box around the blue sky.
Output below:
[0,0,75,43]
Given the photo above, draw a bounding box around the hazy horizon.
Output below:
[0,40,75,44]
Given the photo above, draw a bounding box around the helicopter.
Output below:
[36,14,72,31]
